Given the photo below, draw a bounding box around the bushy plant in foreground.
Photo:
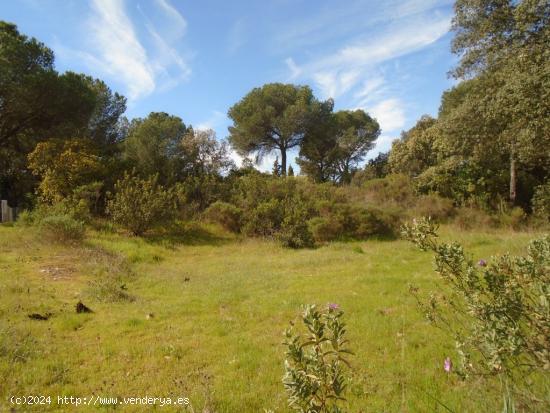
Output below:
[402,217,550,409]
[283,304,353,413]
[107,172,176,236]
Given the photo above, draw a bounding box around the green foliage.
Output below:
[28,139,105,204]
[0,22,99,206]
[278,199,314,248]
[107,173,176,236]
[387,115,438,177]
[38,214,85,243]
[123,112,189,185]
[362,174,416,208]
[298,109,380,184]
[228,83,322,174]
[413,194,456,223]
[242,199,284,238]
[283,304,353,413]
[532,181,550,223]
[453,206,496,230]
[204,201,242,233]
[402,217,550,409]
[308,217,344,244]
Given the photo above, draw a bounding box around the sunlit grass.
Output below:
[0,223,543,412]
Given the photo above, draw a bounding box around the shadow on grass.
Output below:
[143,221,234,248]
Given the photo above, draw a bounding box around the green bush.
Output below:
[308,216,344,243]
[531,181,550,223]
[278,200,314,248]
[283,304,353,412]
[351,207,396,238]
[453,206,495,230]
[413,194,455,222]
[107,173,176,236]
[242,199,284,237]
[203,201,242,233]
[403,218,550,409]
[497,206,526,230]
[362,174,416,208]
[38,214,85,243]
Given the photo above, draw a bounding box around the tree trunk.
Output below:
[280,148,287,176]
[509,145,517,205]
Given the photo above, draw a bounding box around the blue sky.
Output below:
[1,0,457,169]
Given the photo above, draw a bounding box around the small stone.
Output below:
[76,301,93,314]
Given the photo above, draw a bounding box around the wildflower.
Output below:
[477,259,487,267]
[444,357,452,373]
[328,303,340,310]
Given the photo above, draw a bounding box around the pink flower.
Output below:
[328,303,340,310]
[478,259,487,267]
[444,357,452,373]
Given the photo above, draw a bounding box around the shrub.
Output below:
[402,218,550,409]
[362,174,416,208]
[278,200,314,249]
[283,304,353,412]
[38,214,85,243]
[531,181,550,224]
[453,206,495,230]
[308,216,344,243]
[242,199,284,237]
[352,208,395,238]
[203,201,242,233]
[413,194,455,222]
[497,206,526,230]
[107,173,176,236]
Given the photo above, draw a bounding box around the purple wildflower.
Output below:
[478,259,487,267]
[444,357,452,373]
[328,303,340,310]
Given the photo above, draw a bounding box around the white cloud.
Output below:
[154,0,187,36]
[368,134,397,159]
[354,75,386,102]
[292,15,450,93]
[88,0,155,100]
[58,0,192,101]
[227,19,246,55]
[368,98,406,132]
[229,150,245,168]
[196,110,226,131]
[285,57,302,79]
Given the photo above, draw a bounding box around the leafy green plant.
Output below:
[38,214,85,243]
[203,201,242,233]
[402,217,550,409]
[283,304,353,412]
[278,199,314,249]
[107,172,176,236]
[531,181,550,224]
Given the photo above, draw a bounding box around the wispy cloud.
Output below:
[58,0,191,101]
[289,15,450,100]
[227,18,247,55]
[367,98,406,132]
[88,0,155,100]
[154,0,187,36]
[196,110,227,131]
[281,7,451,140]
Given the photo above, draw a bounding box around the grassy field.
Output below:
[0,223,543,412]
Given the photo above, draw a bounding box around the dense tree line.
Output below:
[1,0,548,235]
[385,0,549,210]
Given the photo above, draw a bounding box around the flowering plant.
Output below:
[402,217,550,409]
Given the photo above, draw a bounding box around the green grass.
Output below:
[0,223,543,412]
